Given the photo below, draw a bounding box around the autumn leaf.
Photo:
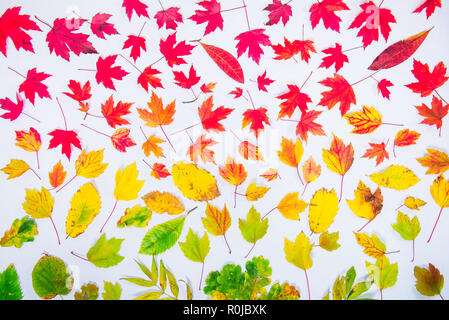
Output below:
[159,32,194,67]
[362,142,389,166]
[114,162,144,201]
[245,183,269,201]
[122,0,149,21]
[392,211,420,261]
[366,256,398,298]
[187,135,217,164]
[117,205,152,228]
[123,35,146,62]
[319,231,341,252]
[198,96,234,132]
[138,91,175,127]
[318,74,356,116]
[63,80,91,111]
[272,37,301,61]
[257,71,274,92]
[137,66,163,91]
[111,128,136,152]
[414,263,445,298]
[142,191,184,215]
[415,96,448,132]
[413,0,442,18]
[402,197,427,210]
[344,106,383,134]
[277,137,304,169]
[347,181,383,231]
[277,84,312,118]
[309,188,339,234]
[102,281,122,300]
[377,79,394,99]
[239,207,269,258]
[74,283,99,300]
[295,110,326,142]
[260,168,279,182]
[1,216,37,248]
[15,127,41,168]
[75,149,108,179]
[32,255,73,299]
[150,163,171,180]
[202,203,231,253]
[427,175,449,242]
[242,107,270,138]
[319,43,348,72]
[18,68,51,105]
[354,232,387,258]
[309,0,349,32]
[173,65,200,89]
[1,159,30,180]
[264,0,292,26]
[95,55,129,90]
[219,158,247,187]
[276,192,308,220]
[101,95,132,128]
[235,29,271,64]
[417,149,449,175]
[238,141,264,162]
[393,129,420,157]
[154,7,183,30]
[91,13,118,39]
[0,93,24,121]
[303,157,321,185]
[48,129,82,160]
[370,165,420,191]
[142,135,165,158]
[87,234,124,268]
[190,0,223,36]
[406,60,448,97]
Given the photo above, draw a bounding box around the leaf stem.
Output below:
[137,21,147,37]
[261,207,277,220]
[384,250,400,255]
[304,269,311,300]
[411,240,415,263]
[199,262,205,291]
[170,123,200,135]
[223,233,232,254]
[70,251,89,262]
[342,45,363,53]
[150,56,164,67]
[78,68,96,72]
[8,66,26,79]
[160,125,176,153]
[351,71,381,87]
[246,90,256,110]
[35,151,40,169]
[22,112,41,123]
[301,183,309,197]
[220,6,247,13]
[49,216,61,245]
[119,53,142,73]
[241,0,251,31]
[56,97,68,131]
[381,122,404,127]
[356,219,373,232]
[244,242,256,259]
[395,204,404,211]
[427,207,444,243]
[339,174,345,202]
[56,174,77,193]
[434,89,449,105]
[29,166,42,180]
[100,200,118,233]
[296,166,304,186]
[234,185,238,208]
[299,71,313,91]
[81,123,111,138]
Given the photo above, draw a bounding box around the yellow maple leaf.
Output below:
[75,149,109,178]
[309,188,339,234]
[353,232,387,258]
[277,192,308,220]
[284,231,313,270]
[142,191,184,215]
[245,183,269,201]
[1,159,30,180]
[347,181,383,228]
[22,187,54,219]
[428,175,449,242]
[344,106,382,134]
[137,91,176,127]
[202,203,232,253]
[114,163,144,201]
[370,165,420,191]
[142,135,165,158]
[218,157,247,186]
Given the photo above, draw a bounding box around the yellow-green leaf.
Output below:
[22,187,54,219]
[284,231,313,270]
[179,229,210,263]
[319,231,341,252]
[86,234,124,268]
[370,165,419,191]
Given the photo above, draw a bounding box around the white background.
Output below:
[0,0,448,300]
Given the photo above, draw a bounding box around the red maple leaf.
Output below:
[295,110,326,142]
[123,35,146,62]
[18,68,51,105]
[198,96,234,132]
[46,18,97,61]
[257,71,274,92]
[377,79,393,100]
[201,83,216,94]
[0,6,41,57]
[173,65,200,89]
[151,163,171,179]
[122,0,149,21]
[0,94,23,121]
[101,95,132,128]
[159,33,195,68]
[349,1,396,48]
[413,0,442,18]
[63,80,91,106]
[187,134,217,164]
[242,107,270,138]
[296,40,317,63]
[155,7,183,30]
[48,129,81,160]
[318,74,356,116]
[229,87,243,98]
[272,37,301,60]
[277,84,312,119]
[95,55,129,90]
[309,0,349,32]
[415,96,449,130]
[111,128,136,152]
[235,29,271,64]
[264,0,293,26]
[362,142,389,166]
[405,60,449,97]
[319,43,349,72]
[91,13,118,39]
[190,0,224,36]
[137,66,163,91]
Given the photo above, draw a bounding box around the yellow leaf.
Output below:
[142,135,165,158]
[322,135,354,176]
[284,231,313,270]
[202,203,231,236]
[75,149,108,178]
[347,181,383,221]
[172,162,220,201]
[353,232,386,258]
[142,191,184,215]
[430,175,449,208]
[319,231,341,252]
[277,192,308,220]
[309,188,339,234]
[302,157,321,184]
[370,165,420,191]
[404,197,427,210]
[1,159,30,180]
[15,127,41,152]
[344,106,382,134]
[22,187,54,219]
[245,183,269,201]
[114,163,144,201]
[66,183,101,238]
[277,137,303,168]
[218,157,247,186]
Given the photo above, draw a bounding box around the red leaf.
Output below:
[309,0,349,32]
[272,37,299,60]
[160,33,194,68]
[95,55,129,90]
[242,108,270,138]
[318,74,356,116]
[123,35,146,62]
[394,129,421,147]
[151,163,171,179]
[377,79,393,99]
[0,94,23,121]
[296,40,317,63]
[46,18,97,61]
[413,0,441,18]
[122,0,149,21]
[415,96,449,130]
[201,83,216,93]
[111,128,136,152]
[296,110,326,142]
[154,7,183,30]
[190,0,223,36]
[200,42,244,83]
[405,60,448,97]
[264,0,293,26]
[277,84,312,118]
[19,68,51,105]
[235,29,271,64]
[63,80,91,109]
[229,87,243,98]
[319,43,349,72]
[138,66,163,91]
[198,96,234,132]
[0,6,41,57]
[257,71,274,92]
[91,13,118,39]
[173,65,200,89]
[101,95,132,128]
[187,134,217,164]
[48,129,81,160]
[362,142,389,166]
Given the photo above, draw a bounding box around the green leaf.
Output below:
[347,281,372,300]
[139,216,186,255]
[332,276,347,300]
[243,256,272,299]
[102,281,122,300]
[344,267,356,294]
[319,231,341,252]
[204,264,245,300]
[0,216,38,248]
[159,260,167,292]
[0,264,23,300]
[165,267,179,298]
[87,234,124,268]
[151,256,158,283]
[32,255,73,299]
[414,263,445,297]
[121,277,155,287]
[179,280,193,300]
[239,206,268,244]
[366,256,398,291]
[135,291,164,300]
[117,205,152,228]
[179,229,210,263]
[392,211,421,241]
[259,282,300,300]
[74,283,99,300]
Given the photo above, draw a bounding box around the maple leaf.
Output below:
[363,142,389,166]
[122,0,149,21]
[377,79,394,99]
[91,13,118,39]
[235,29,271,64]
[123,35,146,62]
[413,0,442,18]
[187,135,217,164]
[264,0,293,26]
[190,0,223,36]
[272,37,300,60]
[142,135,165,158]
[0,6,41,57]
[151,163,171,180]
[0,94,23,121]
[101,96,132,128]
[111,128,136,152]
[198,96,234,132]
[46,18,97,61]
[309,0,349,32]
[415,96,449,130]
[242,108,270,138]
[417,149,449,175]
[296,110,326,142]
[238,141,264,161]
[137,91,176,127]
[15,127,41,155]
[18,68,51,105]
[48,129,82,160]
[277,84,312,119]
[137,66,163,91]
[63,80,91,111]
[296,40,317,63]
[257,71,274,92]
[219,157,247,187]
[201,83,216,93]
[160,33,195,68]
[349,1,396,48]
[318,74,356,116]
[229,87,243,98]
[95,55,129,90]
[344,106,382,134]
[319,43,349,72]
[406,60,449,97]
[155,7,183,30]
[173,65,200,89]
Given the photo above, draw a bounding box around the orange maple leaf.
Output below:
[219,157,247,207]
[187,134,217,164]
[363,142,389,166]
[318,74,356,116]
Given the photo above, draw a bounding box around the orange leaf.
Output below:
[198,96,234,132]
[260,168,279,181]
[48,161,67,188]
[417,149,449,175]
[362,142,389,166]
[111,128,136,152]
[219,157,247,186]
[238,141,264,161]
[322,135,354,176]
[101,95,132,128]
[277,137,303,168]
[151,163,171,180]
[187,134,217,164]
[142,135,165,158]
[394,129,421,147]
[137,91,175,127]
[302,157,321,184]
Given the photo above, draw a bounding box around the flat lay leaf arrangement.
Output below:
[0,0,448,301]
